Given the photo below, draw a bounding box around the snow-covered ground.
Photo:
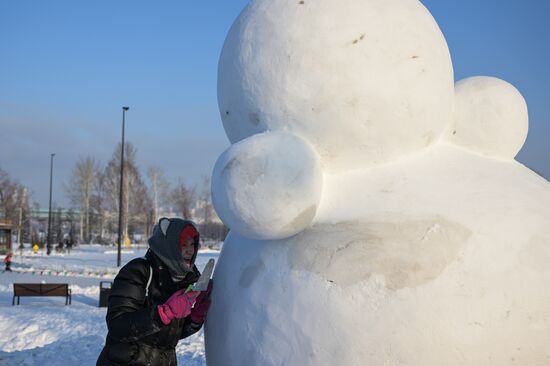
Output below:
[0,245,219,365]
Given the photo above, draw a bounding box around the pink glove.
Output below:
[190,280,213,324]
[157,289,199,325]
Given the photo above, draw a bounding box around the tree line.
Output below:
[0,167,31,244]
[0,142,227,246]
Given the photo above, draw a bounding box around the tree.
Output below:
[66,208,77,245]
[129,178,152,242]
[66,157,99,243]
[197,175,214,225]
[91,169,108,243]
[52,207,64,244]
[194,175,227,241]
[147,166,170,222]
[171,179,195,219]
[104,143,149,242]
[0,167,31,243]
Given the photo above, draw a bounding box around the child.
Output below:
[96,218,213,366]
[3,252,13,272]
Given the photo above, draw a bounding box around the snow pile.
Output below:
[206,0,550,365]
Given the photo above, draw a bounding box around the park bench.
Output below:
[12,283,72,305]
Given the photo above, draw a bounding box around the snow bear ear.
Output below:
[159,218,170,236]
[445,76,528,159]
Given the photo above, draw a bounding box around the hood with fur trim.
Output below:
[147,217,200,282]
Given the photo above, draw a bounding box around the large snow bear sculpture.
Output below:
[205,0,549,365]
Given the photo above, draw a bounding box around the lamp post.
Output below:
[117,106,129,267]
[47,153,55,256]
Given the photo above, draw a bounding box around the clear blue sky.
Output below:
[1,0,549,208]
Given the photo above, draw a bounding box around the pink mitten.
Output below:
[190,280,213,324]
[157,290,199,325]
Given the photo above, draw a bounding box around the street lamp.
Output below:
[117,106,129,267]
[47,153,55,255]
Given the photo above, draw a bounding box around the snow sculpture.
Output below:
[206,0,550,365]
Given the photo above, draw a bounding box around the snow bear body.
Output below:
[205,0,550,364]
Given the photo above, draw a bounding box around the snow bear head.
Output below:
[218,0,455,173]
[212,0,529,240]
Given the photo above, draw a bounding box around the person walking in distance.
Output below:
[3,251,13,272]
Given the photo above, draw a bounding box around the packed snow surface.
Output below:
[0,245,219,366]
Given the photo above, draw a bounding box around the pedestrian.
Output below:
[3,251,13,272]
[56,240,64,253]
[64,238,71,254]
[96,217,213,366]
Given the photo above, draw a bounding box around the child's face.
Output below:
[181,237,195,267]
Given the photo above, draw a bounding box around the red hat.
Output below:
[178,225,199,249]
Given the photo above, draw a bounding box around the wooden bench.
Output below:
[12,283,72,305]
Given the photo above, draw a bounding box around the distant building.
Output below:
[0,219,13,254]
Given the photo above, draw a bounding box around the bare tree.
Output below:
[91,169,107,242]
[66,208,77,245]
[195,175,227,241]
[171,179,195,219]
[0,167,31,242]
[0,167,20,218]
[104,143,149,242]
[197,175,214,224]
[147,166,170,222]
[53,207,64,244]
[66,157,99,243]
[129,177,152,242]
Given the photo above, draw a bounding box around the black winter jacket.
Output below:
[97,250,202,366]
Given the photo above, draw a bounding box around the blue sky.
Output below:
[1,0,549,207]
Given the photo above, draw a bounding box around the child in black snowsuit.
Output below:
[97,218,213,366]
